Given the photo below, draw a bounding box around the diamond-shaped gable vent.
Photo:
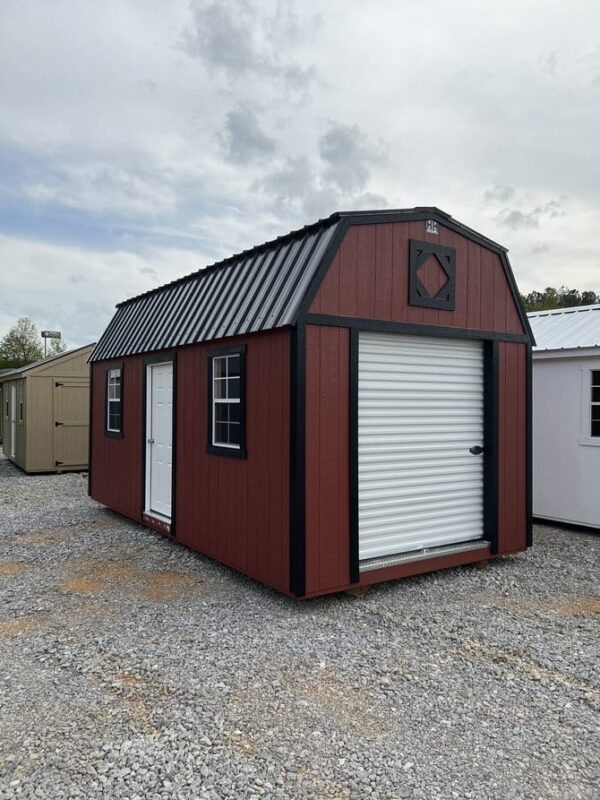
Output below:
[408,239,456,311]
[417,255,449,299]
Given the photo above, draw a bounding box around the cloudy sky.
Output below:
[1,0,599,347]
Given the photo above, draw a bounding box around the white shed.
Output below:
[528,305,600,529]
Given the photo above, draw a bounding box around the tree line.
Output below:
[520,286,598,312]
[0,317,66,370]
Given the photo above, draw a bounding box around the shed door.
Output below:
[145,362,173,520]
[358,332,485,564]
[53,380,90,467]
[10,384,16,458]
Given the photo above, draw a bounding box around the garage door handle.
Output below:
[54,421,64,427]
[469,445,484,455]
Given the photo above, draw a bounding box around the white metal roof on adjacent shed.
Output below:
[528,305,600,351]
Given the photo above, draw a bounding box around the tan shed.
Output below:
[0,344,94,473]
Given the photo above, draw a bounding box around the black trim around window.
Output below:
[104,361,124,438]
[207,345,247,459]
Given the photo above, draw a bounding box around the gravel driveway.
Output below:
[0,453,598,800]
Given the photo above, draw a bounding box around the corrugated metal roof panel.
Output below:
[91,217,341,361]
[528,305,600,351]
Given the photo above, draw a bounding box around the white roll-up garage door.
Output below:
[358,331,485,565]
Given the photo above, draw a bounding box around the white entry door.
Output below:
[358,332,485,564]
[145,362,173,520]
[10,384,16,458]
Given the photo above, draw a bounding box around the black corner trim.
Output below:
[526,343,533,547]
[293,218,352,322]
[348,328,360,584]
[409,239,456,310]
[483,341,500,554]
[88,363,94,497]
[103,360,124,439]
[206,345,247,460]
[289,323,306,597]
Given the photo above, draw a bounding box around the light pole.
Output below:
[41,330,61,358]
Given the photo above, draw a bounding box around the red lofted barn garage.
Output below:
[89,208,533,598]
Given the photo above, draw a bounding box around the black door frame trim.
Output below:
[348,327,500,581]
[142,352,178,536]
[483,341,500,554]
[306,313,530,343]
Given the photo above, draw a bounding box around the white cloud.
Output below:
[0,0,599,347]
[0,235,206,347]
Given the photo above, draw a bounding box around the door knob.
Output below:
[469,445,484,455]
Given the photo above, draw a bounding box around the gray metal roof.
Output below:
[528,305,600,351]
[91,217,341,362]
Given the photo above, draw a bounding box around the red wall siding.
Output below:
[310,221,525,335]
[305,326,350,595]
[497,342,527,553]
[90,329,290,594]
[91,354,144,520]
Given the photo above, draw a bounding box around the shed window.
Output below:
[106,368,122,434]
[591,371,600,437]
[208,349,246,456]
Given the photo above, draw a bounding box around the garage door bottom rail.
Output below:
[359,539,490,573]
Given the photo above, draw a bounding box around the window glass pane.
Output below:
[229,422,241,445]
[592,371,600,387]
[592,387,600,403]
[108,370,121,400]
[213,357,227,379]
[109,404,121,431]
[215,403,230,424]
[592,420,600,437]
[229,403,240,423]
[228,355,240,378]
[228,377,240,400]
[592,406,600,421]
[215,421,229,444]
[214,378,227,399]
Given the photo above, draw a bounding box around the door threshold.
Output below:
[359,539,489,573]
[142,511,172,536]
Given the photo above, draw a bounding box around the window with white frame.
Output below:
[210,351,244,452]
[106,367,122,434]
[591,370,600,437]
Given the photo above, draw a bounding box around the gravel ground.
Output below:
[0,453,598,800]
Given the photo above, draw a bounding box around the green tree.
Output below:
[47,337,67,356]
[0,317,44,369]
[520,286,599,312]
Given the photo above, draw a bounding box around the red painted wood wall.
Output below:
[90,329,290,594]
[310,220,525,335]
[304,220,528,596]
